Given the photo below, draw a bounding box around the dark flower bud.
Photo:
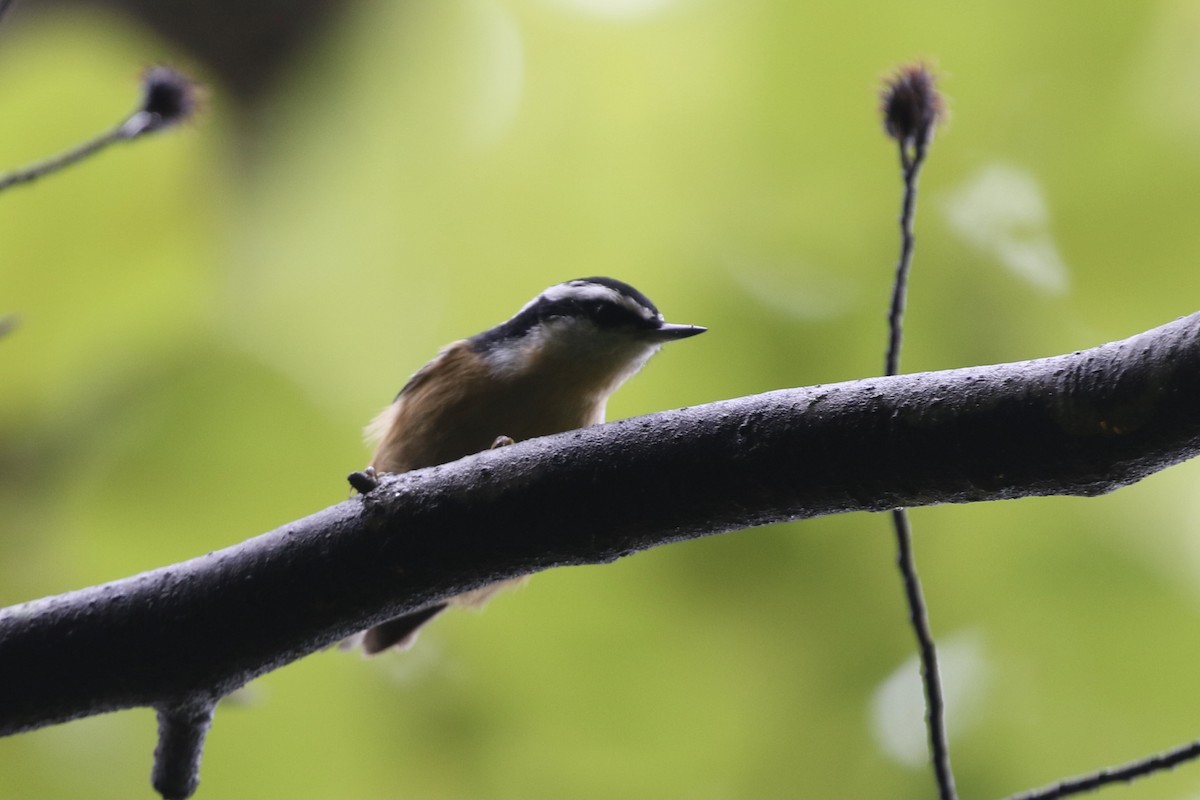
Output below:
[881,64,944,148]
[120,66,201,138]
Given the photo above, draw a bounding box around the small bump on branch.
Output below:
[151,699,217,800]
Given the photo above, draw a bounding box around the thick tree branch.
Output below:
[2,312,1200,738]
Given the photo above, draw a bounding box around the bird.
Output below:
[352,276,705,655]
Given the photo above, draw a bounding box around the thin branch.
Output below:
[0,127,129,192]
[1007,739,1200,800]
[885,140,923,376]
[0,66,198,195]
[891,505,954,796]
[880,62,955,800]
[3,311,1200,743]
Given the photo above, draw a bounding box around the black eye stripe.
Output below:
[535,296,650,327]
[470,277,664,354]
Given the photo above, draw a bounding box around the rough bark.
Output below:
[2,312,1199,737]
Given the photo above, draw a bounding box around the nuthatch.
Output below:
[354,277,704,654]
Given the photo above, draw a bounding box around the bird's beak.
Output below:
[651,323,707,342]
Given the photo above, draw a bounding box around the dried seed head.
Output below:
[121,66,201,138]
[881,63,944,148]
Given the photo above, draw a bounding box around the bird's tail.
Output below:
[355,603,449,655]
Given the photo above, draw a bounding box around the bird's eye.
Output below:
[587,301,624,326]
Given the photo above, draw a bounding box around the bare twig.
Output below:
[881,62,944,375]
[0,128,128,192]
[0,66,198,194]
[1007,739,1200,800]
[885,138,925,376]
[890,505,953,794]
[879,62,955,800]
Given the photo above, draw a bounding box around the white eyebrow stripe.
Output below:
[537,281,656,320]
[542,282,620,304]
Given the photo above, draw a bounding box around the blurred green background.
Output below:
[3,0,1200,798]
